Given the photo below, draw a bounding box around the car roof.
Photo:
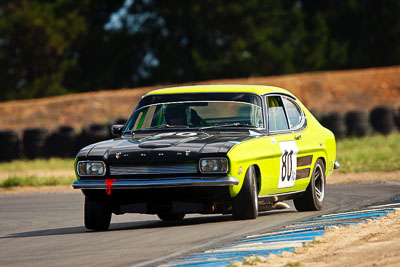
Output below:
[144,84,295,98]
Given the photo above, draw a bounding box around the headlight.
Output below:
[77,161,106,176]
[199,158,229,174]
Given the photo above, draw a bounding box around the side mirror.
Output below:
[111,124,124,137]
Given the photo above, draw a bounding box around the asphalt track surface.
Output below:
[1,181,400,267]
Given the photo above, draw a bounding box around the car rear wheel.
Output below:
[294,159,325,211]
[157,212,185,221]
[232,165,258,220]
[84,196,112,231]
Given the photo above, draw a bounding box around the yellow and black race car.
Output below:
[73,85,338,231]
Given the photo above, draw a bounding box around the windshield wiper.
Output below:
[200,123,256,130]
[149,124,189,129]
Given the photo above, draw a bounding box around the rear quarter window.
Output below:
[282,97,302,128]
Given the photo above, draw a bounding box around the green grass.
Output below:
[1,176,75,187]
[0,158,75,188]
[0,158,74,172]
[242,256,265,265]
[336,132,400,173]
[0,133,399,188]
[285,262,302,267]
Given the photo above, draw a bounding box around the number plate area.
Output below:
[278,141,299,188]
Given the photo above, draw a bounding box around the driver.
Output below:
[164,104,188,126]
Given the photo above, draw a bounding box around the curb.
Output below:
[162,198,400,267]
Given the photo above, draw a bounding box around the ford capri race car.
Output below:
[73,85,338,231]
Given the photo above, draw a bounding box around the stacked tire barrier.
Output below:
[0,117,128,162]
[0,130,20,161]
[0,107,399,162]
[369,106,395,135]
[344,111,369,137]
[320,112,346,139]
[318,106,398,138]
[45,126,78,158]
[23,128,49,159]
[78,123,110,149]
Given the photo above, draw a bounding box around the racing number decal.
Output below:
[144,132,198,141]
[141,132,210,143]
[281,150,293,181]
[153,132,198,137]
[278,141,299,188]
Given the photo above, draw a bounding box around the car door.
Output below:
[281,96,313,191]
[265,95,307,195]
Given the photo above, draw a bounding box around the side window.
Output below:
[267,96,289,131]
[282,97,302,128]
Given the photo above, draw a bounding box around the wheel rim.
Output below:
[253,176,258,214]
[314,164,325,202]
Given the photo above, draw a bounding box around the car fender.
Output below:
[227,136,278,198]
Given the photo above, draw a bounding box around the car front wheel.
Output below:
[232,165,258,220]
[294,159,326,211]
[84,196,112,231]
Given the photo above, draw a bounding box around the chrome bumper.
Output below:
[72,176,239,190]
[334,161,341,170]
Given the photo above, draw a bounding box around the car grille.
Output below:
[109,163,198,175]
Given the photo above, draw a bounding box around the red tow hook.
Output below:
[105,179,116,195]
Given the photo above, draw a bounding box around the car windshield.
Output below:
[125,101,264,131]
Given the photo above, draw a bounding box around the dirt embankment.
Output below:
[253,210,400,267]
[0,66,399,133]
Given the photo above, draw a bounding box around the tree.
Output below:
[124,0,340,84]
[0,0,399,101]
[301,0,400,69]
[0,0,127,100]
[0,0,87,99]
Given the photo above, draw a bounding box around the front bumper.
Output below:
[72,176,239,190]
[334,161,340,170]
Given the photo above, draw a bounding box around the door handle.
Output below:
[294,135,302,140]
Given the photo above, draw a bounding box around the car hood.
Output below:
[77,130,264,164]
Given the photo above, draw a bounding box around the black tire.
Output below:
[345,110,369,137]
[84,196,112,231]
[0,129,20,161]
[23,128,49,159]
[232,166,258,220]
[78,124,110,150]
[320,112,346,139]
[45,126,78,158]
[294,159,326,211]
[369,106,394,135]
[157,212,185,221]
